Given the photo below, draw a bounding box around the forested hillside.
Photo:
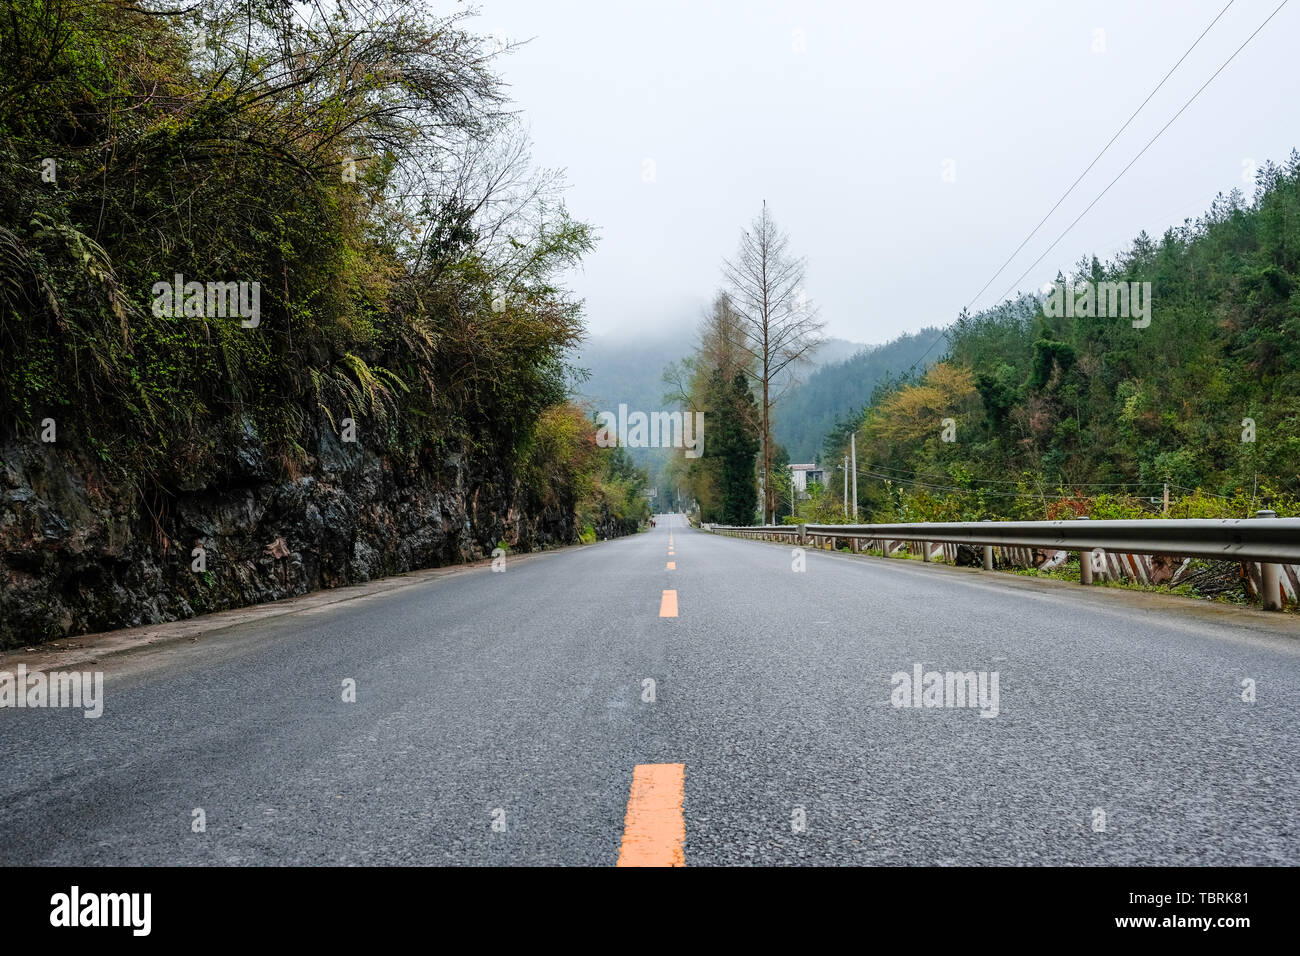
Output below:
[812,154,1300,523]
[0,0,646,644]
[771,330,940,462]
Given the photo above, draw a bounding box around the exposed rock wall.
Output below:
[0,419,591,647]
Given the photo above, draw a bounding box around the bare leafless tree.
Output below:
[662,291,754,409]
[698,292,755,386]
[722,201,825,523]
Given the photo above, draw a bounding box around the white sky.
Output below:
[467,0,1299,345]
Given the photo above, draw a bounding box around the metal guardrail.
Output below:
[705,515,1300,609]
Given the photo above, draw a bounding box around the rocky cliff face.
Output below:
[0,419,586,647]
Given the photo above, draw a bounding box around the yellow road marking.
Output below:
[666,561,675,570]
[616,763,686,867]
[659,590,678,617]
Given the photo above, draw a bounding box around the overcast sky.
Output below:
[467,0,1299,346]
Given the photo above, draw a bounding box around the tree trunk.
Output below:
[762,373,771,523]
[761,219,771,524]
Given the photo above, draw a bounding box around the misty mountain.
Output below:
[570,333,872,414]
[811,337,873,368]
[568,328,937,476]
[566,331,695,484]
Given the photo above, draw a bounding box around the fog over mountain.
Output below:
[569,329,932,480]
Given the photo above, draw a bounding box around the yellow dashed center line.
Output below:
[659,590,678,617]
[666,561,675,570]
[617,763,686,867]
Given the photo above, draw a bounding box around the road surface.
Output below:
[2,514,1298,865]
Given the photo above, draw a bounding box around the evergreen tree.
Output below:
[705,369,761,524]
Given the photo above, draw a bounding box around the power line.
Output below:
[857,469,1063,499]
[897,0,1273,383]
[896,187,1232,381]
[1170,484,1234,500]
[860,461,1154,487]
[993,0,1291,304]
[964,0,1237,313]
[850,466,1239,502]
[856,469,1033,498]
[863,466,1168,490]
[895,325,953,382]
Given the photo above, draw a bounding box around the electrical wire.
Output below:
[992,0,1291,304]
[897,0,1285,380]
[964,0,1238,312]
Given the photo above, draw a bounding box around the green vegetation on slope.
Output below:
[0,0,643,533]
[771,329,940,463]
[812,155,1300,523]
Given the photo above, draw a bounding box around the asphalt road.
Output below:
[2,514,1298,865]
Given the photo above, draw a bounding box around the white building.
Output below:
[788,463,826,499]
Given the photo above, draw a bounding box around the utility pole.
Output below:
[1162,482,1169,517]
[790,470,796,521]
[843,455,849,518]
[850,433,858,521]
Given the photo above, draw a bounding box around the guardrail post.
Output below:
[850,535,859,554]
[922,540,930,562]
[1256,510,1282,611]
[1077,516,1093,585]
[980,518,993,570]
[798,523,807,547]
